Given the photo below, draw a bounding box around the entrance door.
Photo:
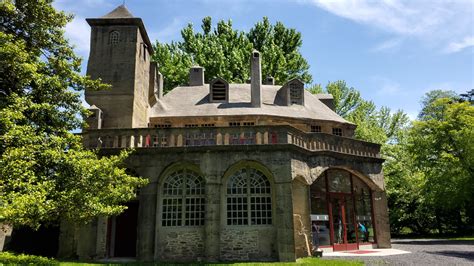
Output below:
[109,201,139,257]
[330,195,358,251]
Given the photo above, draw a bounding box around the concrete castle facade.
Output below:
[58,5,391,262]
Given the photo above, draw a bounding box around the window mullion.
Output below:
[181,176,186,226]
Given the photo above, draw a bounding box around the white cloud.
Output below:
[149,17,187,44]
[370,76,403,96]
[308,0,474,53]
[372,38,403,52]
[444,36,474,53]
[64,16,90,57]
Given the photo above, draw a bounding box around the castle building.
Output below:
[59,5,391,262]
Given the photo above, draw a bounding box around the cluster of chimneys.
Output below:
[188,50,271,108]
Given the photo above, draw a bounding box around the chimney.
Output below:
[251,50,262,107]
[189,66,205,86]
[156,71,163,99]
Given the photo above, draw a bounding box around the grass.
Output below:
[59,258,363,265]
[447,236,474,241]
[0,253,363,266]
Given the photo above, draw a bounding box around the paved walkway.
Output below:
[321,239,474,265]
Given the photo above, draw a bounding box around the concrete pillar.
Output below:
[57,220,77,258]
[95,217,108,259]
[274,181,296,261]
[137,173,157,261]
[204,182,221,261]
[373,191,391,248]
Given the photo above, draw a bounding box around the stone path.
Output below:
[321,239,474,265]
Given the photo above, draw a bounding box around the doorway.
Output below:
[330,195,357,251]
[108,201,139,257]
[310,169,376,252]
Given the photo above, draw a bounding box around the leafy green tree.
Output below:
[309,81,409,145]
[408,97,474,233]
[153,17,312,92]
[0,0,147,228]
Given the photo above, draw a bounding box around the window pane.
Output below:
[327,170,351,193]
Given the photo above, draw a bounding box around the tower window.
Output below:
[110,31,120,45]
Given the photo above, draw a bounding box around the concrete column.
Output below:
[373,191,391,248]
[137,175,157,261]
[95,217,108,259]
[57,220,76,258]
[274,181,296,262]
[204,182,221,261]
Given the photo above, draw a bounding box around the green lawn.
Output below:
[448,236,474,241]
[0,252,362,266]
[59,258,362,266]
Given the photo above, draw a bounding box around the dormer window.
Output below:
[210,78,229,102]
[110,31,119,45]
[279,79,304,106]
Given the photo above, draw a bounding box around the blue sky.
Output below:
[54,0,474,119]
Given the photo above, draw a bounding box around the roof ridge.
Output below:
[101,4,134,19]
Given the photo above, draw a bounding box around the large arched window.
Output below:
[226,168,272,225]
[161,169,205,226]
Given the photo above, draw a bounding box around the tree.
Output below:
[0,0,147,228]
[153,17,312,92]
[309,81,409,145]
[408,97,474,233]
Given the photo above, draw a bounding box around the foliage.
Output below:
[153,17,312,92]
[0,251,57,265]
[308,81,409,145]
[408,98,474,233]
[0,0,148,228]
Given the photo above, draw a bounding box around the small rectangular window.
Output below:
[185,124,199,128]
[201,124,215,127]
[242,122,255,126]
[229,122,241,127]
[332,128,343,136]
[311,125,321,133]
[154,124,171,128]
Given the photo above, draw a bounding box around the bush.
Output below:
[0,252,58,265]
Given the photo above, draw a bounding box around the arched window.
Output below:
[226,168,272,225]
[110,31,120,45]
[161,169,205,226]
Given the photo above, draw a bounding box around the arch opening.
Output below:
[310,169,376,252]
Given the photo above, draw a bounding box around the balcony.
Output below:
[82,125,381,158]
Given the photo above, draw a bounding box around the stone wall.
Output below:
[156,228,205,261]
[220,227,277,261]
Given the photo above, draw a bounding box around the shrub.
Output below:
[0,252,58,265]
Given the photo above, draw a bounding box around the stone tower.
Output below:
[85,5,160,129]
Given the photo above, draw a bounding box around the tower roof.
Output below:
[101,4,134,19]
[86,5,153,54]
